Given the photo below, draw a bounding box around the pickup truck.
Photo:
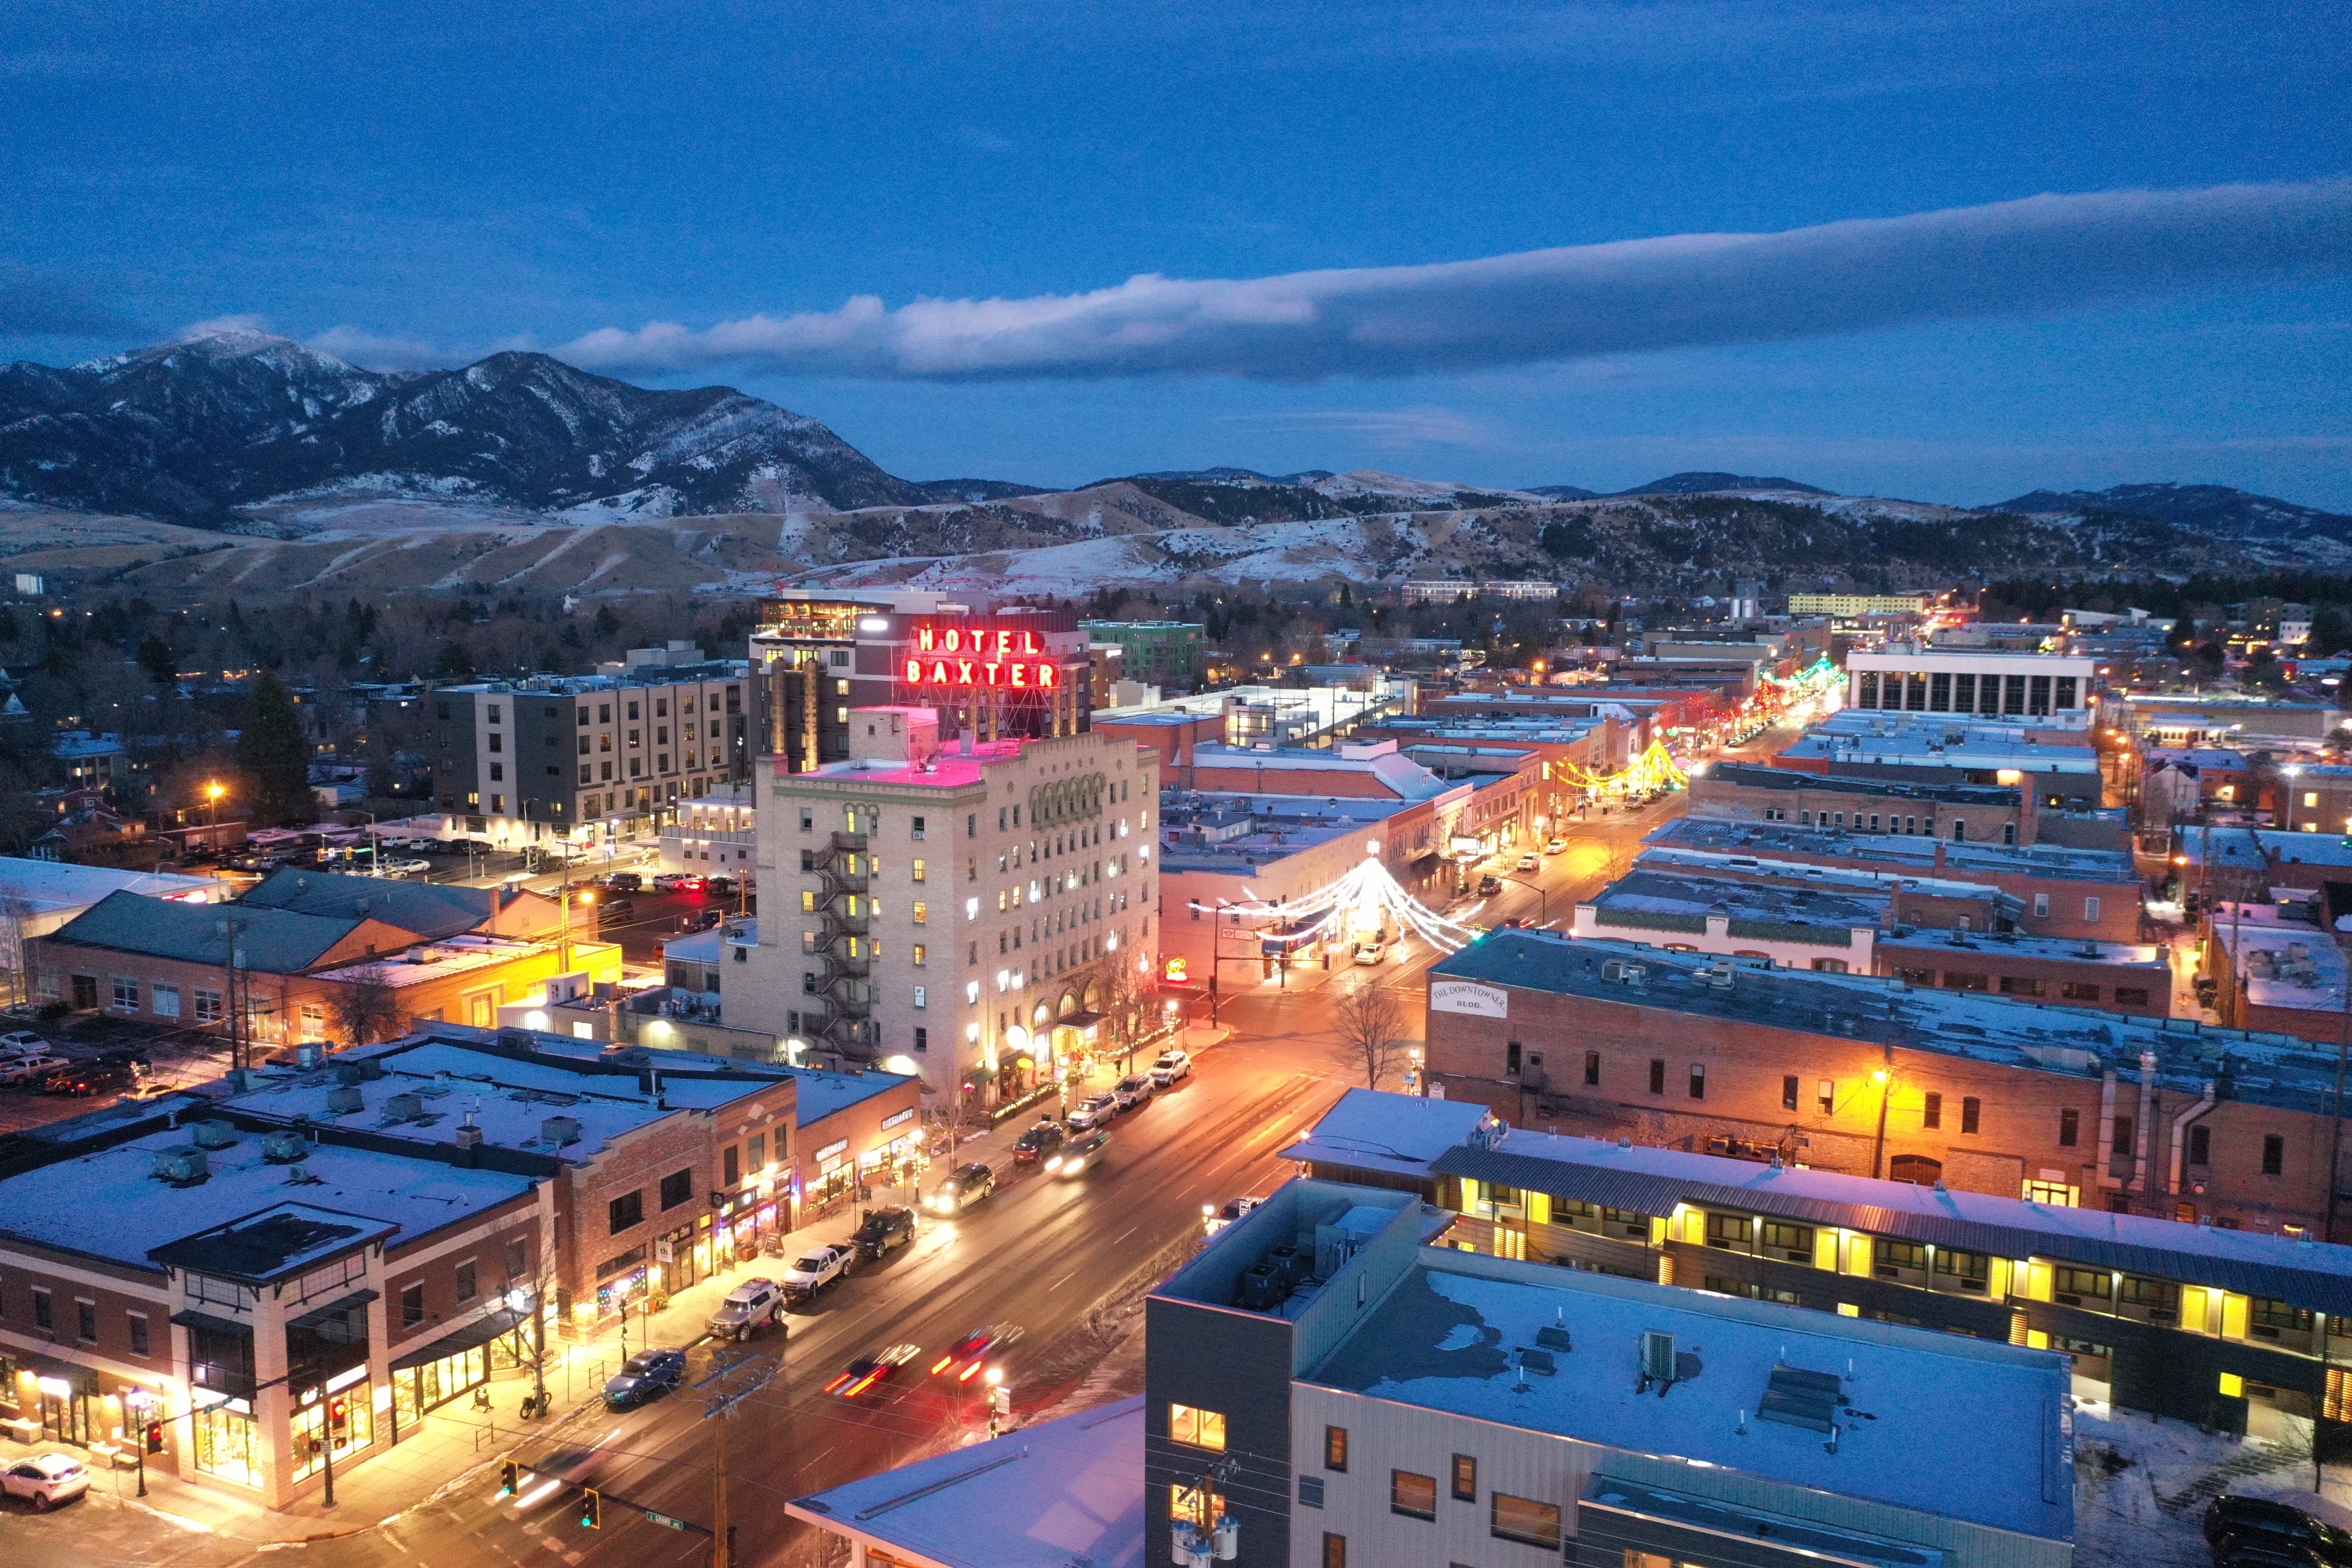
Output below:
[780,1244,856,1305]
[0,1053,70,1086]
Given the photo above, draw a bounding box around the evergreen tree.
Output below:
[235,670,312,826]
[138,633,178,685]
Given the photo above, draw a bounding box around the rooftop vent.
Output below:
[190,1119,238,1149]
[1756,1363,1847,1434]
[1638,1330,1680,1393]
[496,1029,536,1052]
[540,1115,584,1147]
[384,1092,425,1121]
[295,1041,326,1070]
[1692,963,1734,990]
[261,1129,309,1164]
[1601,959,1648,987]
[152,1146,209,1185]
[326,1084,365,1115]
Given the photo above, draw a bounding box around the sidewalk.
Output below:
[4,1035,1235,1543]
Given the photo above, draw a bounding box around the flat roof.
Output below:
[1304,1248,2072,1540]
[2178,826,2352,872]
[779,1064,917,1127]
[311,933,546,987]
[1635,844,2006,907]
[789,1396,1144,1568]
[0,855,222,914]
[1646,816,2141,883]
[0,1118,532,1273]
[1278,1086,1497,1180]
[1586,868,1887,937]
[1876,927,2165,968]
[1695,762,2019,806]
[1777,732,2099,772]
[1431,933,2342,1119]
[2208,905,2349,1013]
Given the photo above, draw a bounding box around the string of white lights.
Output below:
[1212,847,1487,956]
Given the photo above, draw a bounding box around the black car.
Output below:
[600,896,637,921]
[597,871,643,893]
[1011,1121,1064,1166]
[45,1051,148,1097]
[2205,1496,2352,1565]
[602,1348,689,1408]
[1476,874,1502,895]
[853,1206,917,1259]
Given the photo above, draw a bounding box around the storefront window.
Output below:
[193,1403,262,1487]
[393,1346,489,1427]
[291,1381,374,1482]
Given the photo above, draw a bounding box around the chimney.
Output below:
[1932,839,1947,872]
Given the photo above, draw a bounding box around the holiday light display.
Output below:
[1215,845,1490,956]
[1556,738,1690,798]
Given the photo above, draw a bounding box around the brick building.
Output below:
[1687,761,2032,845]
[1423,933,2340,1234]
[2201,901,2350,1046]
[1873,927,2173,1019]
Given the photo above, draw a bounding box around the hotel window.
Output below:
[1704,1213,1751,1249]
[913,986,928,1009]
[153,983,181,1018]
[1324,1424,1349,1470]
[1687,1063,1706,1099]
[1585,1051,1602,1087]
[912,944,927,966]
[2084,897,2102,922]
[401,1284,425,1329]
[111,976,139,1012]
[1323,1534,1347,1568]
[454,1260,478,1302]
[128,1311,150,1357]
[2033,893,2051,918]
[2189,1124,2211,1165]
[1391,1470,1438,1520]
[2060,1106,2080,1146]
[1491,1494,1562,1551]
[1169,1403,1226,1451]
[77,1298,97,1341]
[913,858,927,881]
[913,901,928,924]
[1452,1454,1477,1501]
[1818,1078,1834,1114]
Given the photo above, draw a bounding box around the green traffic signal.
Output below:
[580,1488,602,1529]
[499,1458,519,1496]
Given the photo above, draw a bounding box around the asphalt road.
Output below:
[0,796,1679,1568]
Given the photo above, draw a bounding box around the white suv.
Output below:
[1149,1048,1192,1087]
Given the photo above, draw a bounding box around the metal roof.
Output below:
[46,890,361,973]
[240,868,501,941]
[1431,1142,2352,1315]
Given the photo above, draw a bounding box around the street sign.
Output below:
[646,1511,692,1531]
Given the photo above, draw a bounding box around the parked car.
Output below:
[1352,940,1387,965]
[598,897,637,921]
[1543,838,1569,855]
[597,871,643,893]
[1476,873,1503,895]
[1046,1128,1111,1177]
[706,875,739,897]
[1148,1048,1192,1087]
[43,1059,144,1096]
[827,1342,919,1399]
[706,1277,787,1342]
[1011,1121,1065,1166]
[780,1244,856,1305]
[1,1452,89,1510]
[1112,1075,1155,1112]
[603,1348,689,1408]
[1066,1091,1119,1132]
[1515,852,1539,872]
[927,1162,997,1213]
[0,1053,70,1087]
[853,1206,917,1259]
[690,908,725,930]
[2204,1496,2352,1565]
[381,858,432,876]
[651,873,687,891]
[0,1030,49,1056]
[674,875,706,894]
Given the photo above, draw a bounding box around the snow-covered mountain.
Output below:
[1989,482,2352,546]
[0,328,939,523]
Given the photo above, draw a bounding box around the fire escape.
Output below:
[810,831,876,1059]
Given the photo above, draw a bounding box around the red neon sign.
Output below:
[901,622,1059,689]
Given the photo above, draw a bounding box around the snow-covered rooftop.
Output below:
[1307,1249,2072,1540]
[0,854,223,914]
[2208,904,2349,1014]
[1278,1085,1496,1179]
[1647,816,2141,883]
[788,1396,1143,1568]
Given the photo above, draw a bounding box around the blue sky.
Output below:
[4,0,2349,505]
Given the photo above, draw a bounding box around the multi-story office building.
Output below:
[1787,591,1936,616]
[1844,647,2099,729]
[1689,760,2034,844]
[1292,1087,2352,1438]
[431,644,753,845]
[1078,619,1207,692]
[735,706,1160,1101]
[1425,932,2346,1233]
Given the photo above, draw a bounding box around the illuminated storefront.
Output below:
[291,1368,373,1482]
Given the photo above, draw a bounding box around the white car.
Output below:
[1066,1091,1119,1132]
[0,1030,49,1056]
[1,1452,89,1510]
[382,858,432,876]
[1516,852,1539,872]
[1543,838,1569,855]
[1353,941,1387,966]
[1148,1048,1192,1087]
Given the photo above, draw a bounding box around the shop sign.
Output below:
[327,1365,368,1393]
[815,1137,850,1165]
[1431,980,1509,1018]
[879,1107,915,1132]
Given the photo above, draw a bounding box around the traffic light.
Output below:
[499,1458,520,1496]
[328,1397,349,1436]
[145,1421,164,1455]
[579,1487,602,1529]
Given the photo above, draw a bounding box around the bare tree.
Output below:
[1332,984,1407,1090]
[327,966,409,1046]
[1096,953,1162,1073]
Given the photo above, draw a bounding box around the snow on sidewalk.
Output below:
[2070,1399,2352,1568]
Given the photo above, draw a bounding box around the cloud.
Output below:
[1223,407,1498,450]
[559,179,2352,383]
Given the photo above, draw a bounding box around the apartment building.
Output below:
[1291,1088,2352,1437]
[1787,591,1937,616]
[734,707,1160,1102]
[432,644,753,844]
[1425,933,2342,1233]
[1078,619,1207,692]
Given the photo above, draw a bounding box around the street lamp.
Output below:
[1495,874,1549,927]
[205,780,224,827]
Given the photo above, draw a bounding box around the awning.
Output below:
[287,1289,379,1331]
[1052,1010,1104,1030]
[168,1308,252,1337]
[390,1305,527,1372]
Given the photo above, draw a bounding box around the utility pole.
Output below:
[695,1349,779,1568]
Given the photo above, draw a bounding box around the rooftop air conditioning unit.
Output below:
[190,1119,239,1149]
[1640,1330,1678,1385]
[152,1146,208,1185]
[1693,964,1734,989]
[295,1041,325,1070]
[327,1084,366,1115]
[261,1130,309,1163]
[1601,959,1648,987]
[384,1093,425,1120]
[541,1115,584,1147]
